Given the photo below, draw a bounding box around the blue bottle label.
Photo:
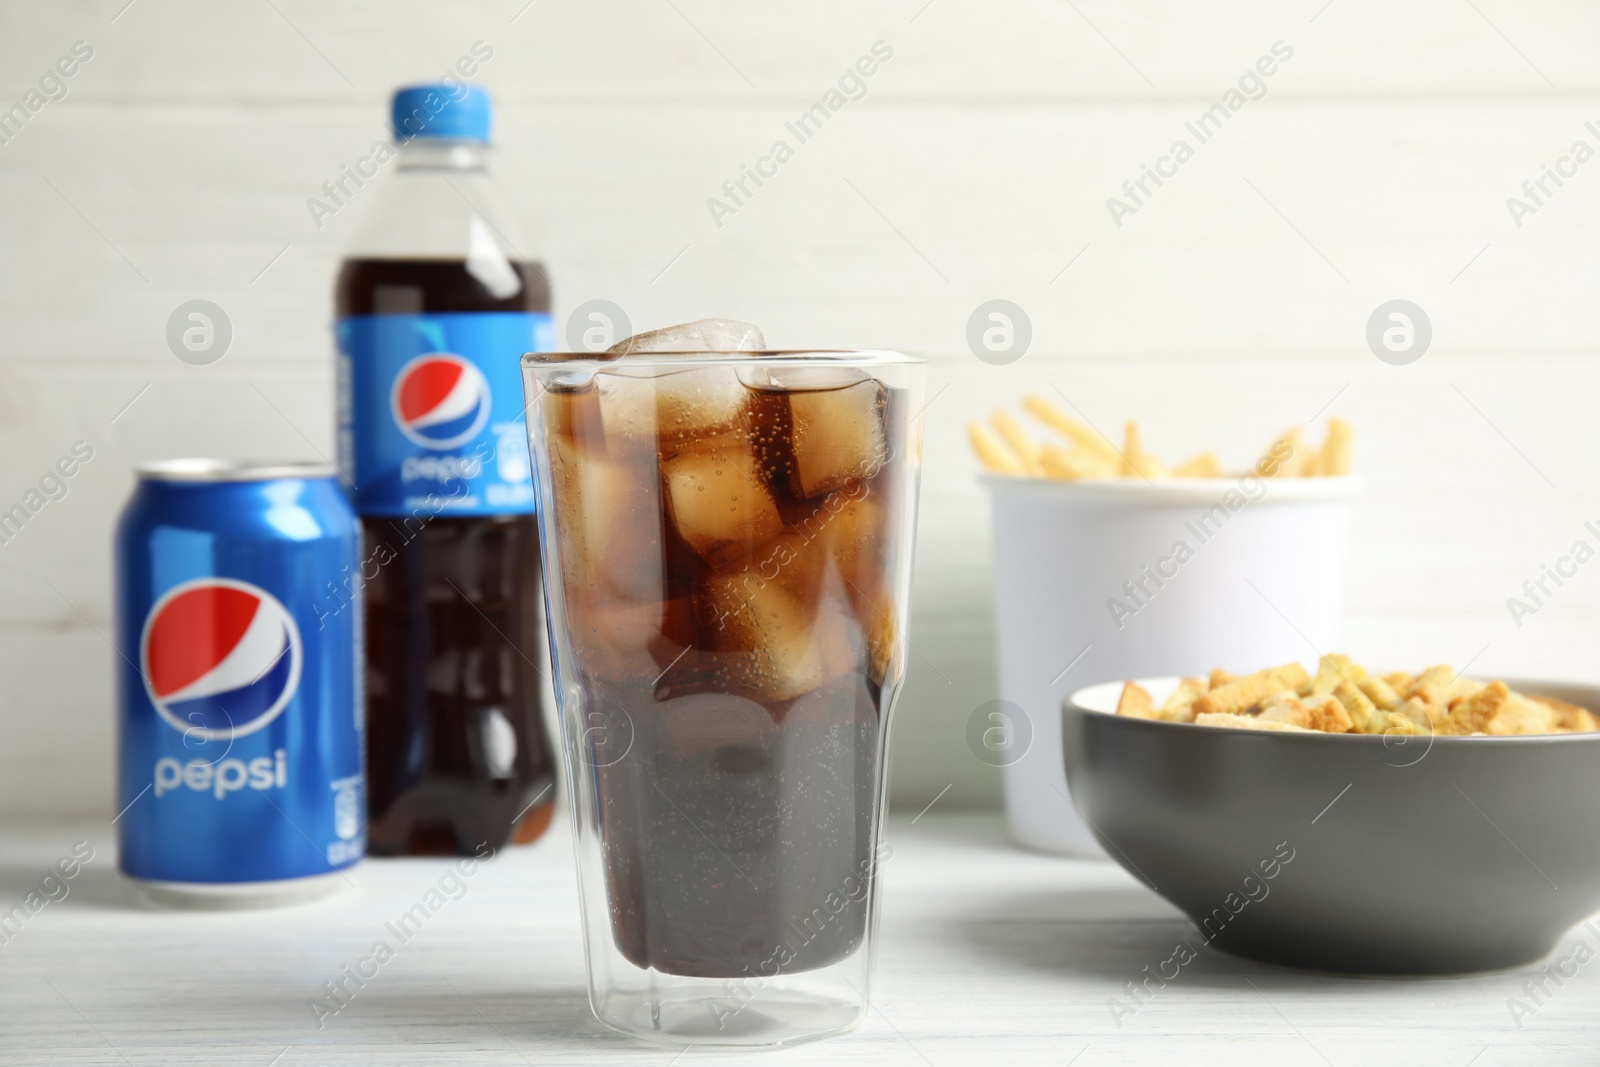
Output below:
[337,311,552,516]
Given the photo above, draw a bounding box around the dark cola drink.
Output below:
[538,356,915,979]
[335,85,557,855]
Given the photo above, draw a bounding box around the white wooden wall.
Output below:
[3,0,1599,817]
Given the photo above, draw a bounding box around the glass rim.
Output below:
[522,348,922,369]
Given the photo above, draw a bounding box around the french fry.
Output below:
[1258,427,1304,478]
[973,398,1358,482]
[1119,421,1142,477]
[1171,451,1221,478]
[1120,421,1168,479]
[991,410,1045,476]
[1318,417,1355,477]
[1021,394,1121,462]
[1038,447,1082,480]
[967,422,1025,474]
[1040,445,1116,481]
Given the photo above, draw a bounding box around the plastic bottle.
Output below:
[335,84,556,855]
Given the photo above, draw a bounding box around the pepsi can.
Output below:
[115,460,364,906]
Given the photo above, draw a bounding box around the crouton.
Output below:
[1403,665,1453,722]
[1335,682,1384,734]
[1446,676,1486,710]
[1357,676,1402,710]
[1257,691,1311,729]
[1486,693,1558,736]
[1543,697,1599,733]
[1446,680,1511,735]
[1116,681,1156,719]
[1306,653,1360,697]
[1116,658,1593,738]
[1562,707,1599,732]
[1382,712,1425,736]
[1159,677,1206,724]
[1192,663,1311,717]
[1195,712,1315,733]
[1305,694,1355,733]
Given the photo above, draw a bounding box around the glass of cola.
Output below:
[522,324,923,1046]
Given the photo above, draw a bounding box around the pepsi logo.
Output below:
[141,579,303,741]
[391,353,492,449]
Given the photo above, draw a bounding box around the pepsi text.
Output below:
[154,750,288,801]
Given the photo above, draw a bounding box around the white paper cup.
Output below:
[979,474,1362,855]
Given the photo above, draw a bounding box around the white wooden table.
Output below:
[1,812,1595,1065]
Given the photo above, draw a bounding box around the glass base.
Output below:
[593,984,866,1048]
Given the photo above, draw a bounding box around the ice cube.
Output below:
[549,438,665,601]
[569,599,654,682]
[812,569,869,688]
[607,318,765,355]
[663,443,782,564]
[788,380,887,498]
[593,366,749,446]
[767,497,897,688]
[856,582,900,688]
[657,692,778,759]
[569,597,697,685]
[592,371,658,444]
[652,367,745,441]
[783,670,875,730]
[655,367,749,441]
[698,573,833,704]
[779,495,886,598]
[735,365,867,391]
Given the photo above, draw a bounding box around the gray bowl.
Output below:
[1063,677,1600,975]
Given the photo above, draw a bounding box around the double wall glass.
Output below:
[522,350,924,1046]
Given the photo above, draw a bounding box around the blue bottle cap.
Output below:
[390,84,492,143]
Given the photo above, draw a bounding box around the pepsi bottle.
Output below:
[335,84,557,855]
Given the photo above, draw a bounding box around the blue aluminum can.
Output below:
[115,460,364,906]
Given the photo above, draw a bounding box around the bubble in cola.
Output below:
[542,322,910,978]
